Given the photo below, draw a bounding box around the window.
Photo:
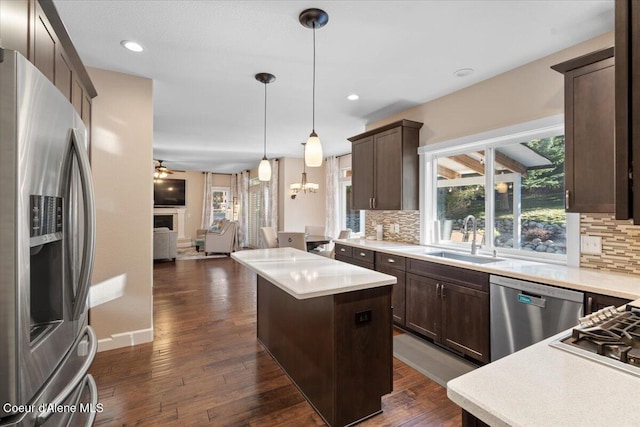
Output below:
[340,168,364,235]
[211,187,230,221]
[422,117,570,261]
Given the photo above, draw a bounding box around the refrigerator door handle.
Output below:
[68,128,96,320]
[85,374,99,426]
[35,325,97,425]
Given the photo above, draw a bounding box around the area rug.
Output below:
[176,246,228,261]
[393,333,478,387]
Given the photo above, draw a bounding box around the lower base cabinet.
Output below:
[585,292,632,313]
[377,265,406,326]
[406,263,490,364]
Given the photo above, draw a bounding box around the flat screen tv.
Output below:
[154,178,186,207]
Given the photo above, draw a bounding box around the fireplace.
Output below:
[154,215,173,230]
[153,208,188,248]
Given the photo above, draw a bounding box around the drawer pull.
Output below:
[387,258,395,263]
[340,248,346,252]
[360,252,366,257]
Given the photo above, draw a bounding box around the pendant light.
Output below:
[256,73,276,181]
[299,8,328,167]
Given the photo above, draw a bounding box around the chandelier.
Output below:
[290,142,319,199]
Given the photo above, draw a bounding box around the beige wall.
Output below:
[367,32,614,145]
[88,67,154,351]
[278,157,326,232]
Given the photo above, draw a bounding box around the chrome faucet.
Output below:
[462,215,481,255]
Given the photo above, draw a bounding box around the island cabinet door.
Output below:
[405,273,440,340]
[334,286,393,427]
[440,282,490,364]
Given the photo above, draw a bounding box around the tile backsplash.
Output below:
[364,211,640,275]
[364,211,420,244]
[580,214,640,275]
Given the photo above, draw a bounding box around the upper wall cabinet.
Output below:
[615,0,640,222]
[348,120,423,210]
[552,47,615,213]
[0,0,96,125]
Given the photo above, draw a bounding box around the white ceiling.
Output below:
[53,0,614,174]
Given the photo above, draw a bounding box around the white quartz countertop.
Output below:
[334,239,640,300]
[231,247,396,299]
[446,330,640,427]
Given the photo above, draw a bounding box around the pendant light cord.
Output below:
[312,26,316,133]
[263,83,267,158]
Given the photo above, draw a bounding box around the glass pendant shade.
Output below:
[258,157,271,181]
[305,132,323,167]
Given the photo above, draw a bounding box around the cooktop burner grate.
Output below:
[550,306,640,376]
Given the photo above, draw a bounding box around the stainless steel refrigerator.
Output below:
[0,49,98,426]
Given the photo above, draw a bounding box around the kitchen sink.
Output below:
[421,250,505,264]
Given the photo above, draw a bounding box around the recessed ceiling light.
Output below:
[347,94,359,101]
[120,40,144,52]
[453,68,474,78]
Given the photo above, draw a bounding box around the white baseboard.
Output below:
[96,327,154,352]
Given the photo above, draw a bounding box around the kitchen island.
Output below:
[232,248,397,427]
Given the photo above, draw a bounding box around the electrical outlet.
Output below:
[580,235,602,255]
[393,223,400,233]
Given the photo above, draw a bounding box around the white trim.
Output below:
[97,327,154,352]
[418,114,564,155]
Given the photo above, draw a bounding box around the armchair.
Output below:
[153,227,178,261]
[204,220,237,256]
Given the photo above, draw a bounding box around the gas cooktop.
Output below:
[550,305,640,378]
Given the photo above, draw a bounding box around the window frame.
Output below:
[211,186,231,221]
[339,167,364,236]
[418,115,579,265]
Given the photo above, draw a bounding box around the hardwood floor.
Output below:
[89,257,462,426]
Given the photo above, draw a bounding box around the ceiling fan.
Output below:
[154,160,174,178]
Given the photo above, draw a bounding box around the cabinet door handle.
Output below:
[441,284,445,299]
[586,296,593,314]
[565,190,570,210]
[436,283,440,298]
[387,258,395,263]
[359,252,367,257]
[373,198,376,209]
[369,198,372,209]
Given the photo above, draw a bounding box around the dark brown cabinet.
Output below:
[349,120,423,210]
[406,273,440,339]
[376,253,407,326]
[335,244,375,270]
[552,48,615,213]
[0,0,96,125]
[615,0,640,221]
[585,292,632,314]
[406,259,490,363]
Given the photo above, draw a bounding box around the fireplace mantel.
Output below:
[153,208,189,247]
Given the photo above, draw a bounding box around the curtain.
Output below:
[234,171,250,248]
[201,172,214,228]
[258,159,279,248]
[325,156,340,238]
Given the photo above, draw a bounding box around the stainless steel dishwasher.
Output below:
[490,275,584,362]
